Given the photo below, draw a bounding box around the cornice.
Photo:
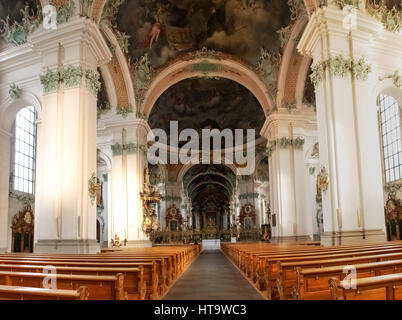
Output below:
[260,112,317,139]
[30,17,112,66]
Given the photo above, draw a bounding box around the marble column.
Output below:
[0,129,11,253]
[298,4,389,245]
[108,119,151,247]
[261,112,316,241]
[33,18,111,253]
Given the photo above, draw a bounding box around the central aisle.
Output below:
[163,250,264,300]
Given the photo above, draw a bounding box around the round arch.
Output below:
[142,55,273,118]
[190,180,231,195]
[177,158,237,185]
[0,93,43,133]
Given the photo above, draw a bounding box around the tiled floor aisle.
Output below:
[163,250,264,300]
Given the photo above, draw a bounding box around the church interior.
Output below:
[0,0,401,301]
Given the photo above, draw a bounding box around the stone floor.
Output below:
[163,250,264,300]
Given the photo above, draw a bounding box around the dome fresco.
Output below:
[148,77,266,147]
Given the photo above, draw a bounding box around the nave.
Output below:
[163,250,264,300]
[1,240,402,300]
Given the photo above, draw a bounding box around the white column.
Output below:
[33,19,111,253]
[108,119,151,247]
[261,112,316,241]
[0,129,11,253]
[126,120,149,245]
[297,5,389,245]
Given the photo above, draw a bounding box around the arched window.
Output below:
[13,106,37,194]
[379,94,402,183]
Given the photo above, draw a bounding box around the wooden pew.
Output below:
[252,243,402,280]
[0,258,163,298]
[0,263,150,300]
[225,242,402,283]
[0,271,128,300]
[294,259,402,300]
[276,251,402,300]
[0,255,173,287]
[0,285,89,300]
[329,274,402,300]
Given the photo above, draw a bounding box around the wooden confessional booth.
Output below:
[11,206,34,253]
[385,196,402,241]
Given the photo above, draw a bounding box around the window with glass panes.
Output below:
[14,106,36,194]
[379,94,402,183]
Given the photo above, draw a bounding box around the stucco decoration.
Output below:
[40,69,61,94]
[9,83,22,100]
[80,0,93,18]
[133,54,153,112]
[315,0,401,33]
[61,65,83,89]
[310,55,371,88]
[379,70,401,89]
[53,0,76,25]
[110,142,147,157]
[116,104,133,118]
[0,2,41,46]
[256,48,281,100]
[97,71,112,117]
[267,137,305,156]
[366,0,401,33]
[85,69,102,95]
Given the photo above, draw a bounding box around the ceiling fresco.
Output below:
[183,164,234,205]
[183,164,236,188]
[188,174,233,196]
[0,0,40,21]
[116,0,291,69]
[148,77,266,146]
[192,184,229,206]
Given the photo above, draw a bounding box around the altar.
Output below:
[202,239,221,251]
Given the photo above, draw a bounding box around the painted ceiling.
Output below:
[183,164,234,205]
[192,184,229,207]
[116,0,291,69]
[148,77,266,146]
[0,0,39,22]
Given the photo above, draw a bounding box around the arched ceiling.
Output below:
[188,174,233,197]
[192,184,229,207]
[183,164,236,190]
[183,164,235,204]
[148,77,266,147]
[116,0,291,69]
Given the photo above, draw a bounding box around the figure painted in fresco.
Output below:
[117,0,291,68]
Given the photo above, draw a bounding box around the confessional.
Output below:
[11,206,34,253]
[385,196,402,241]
